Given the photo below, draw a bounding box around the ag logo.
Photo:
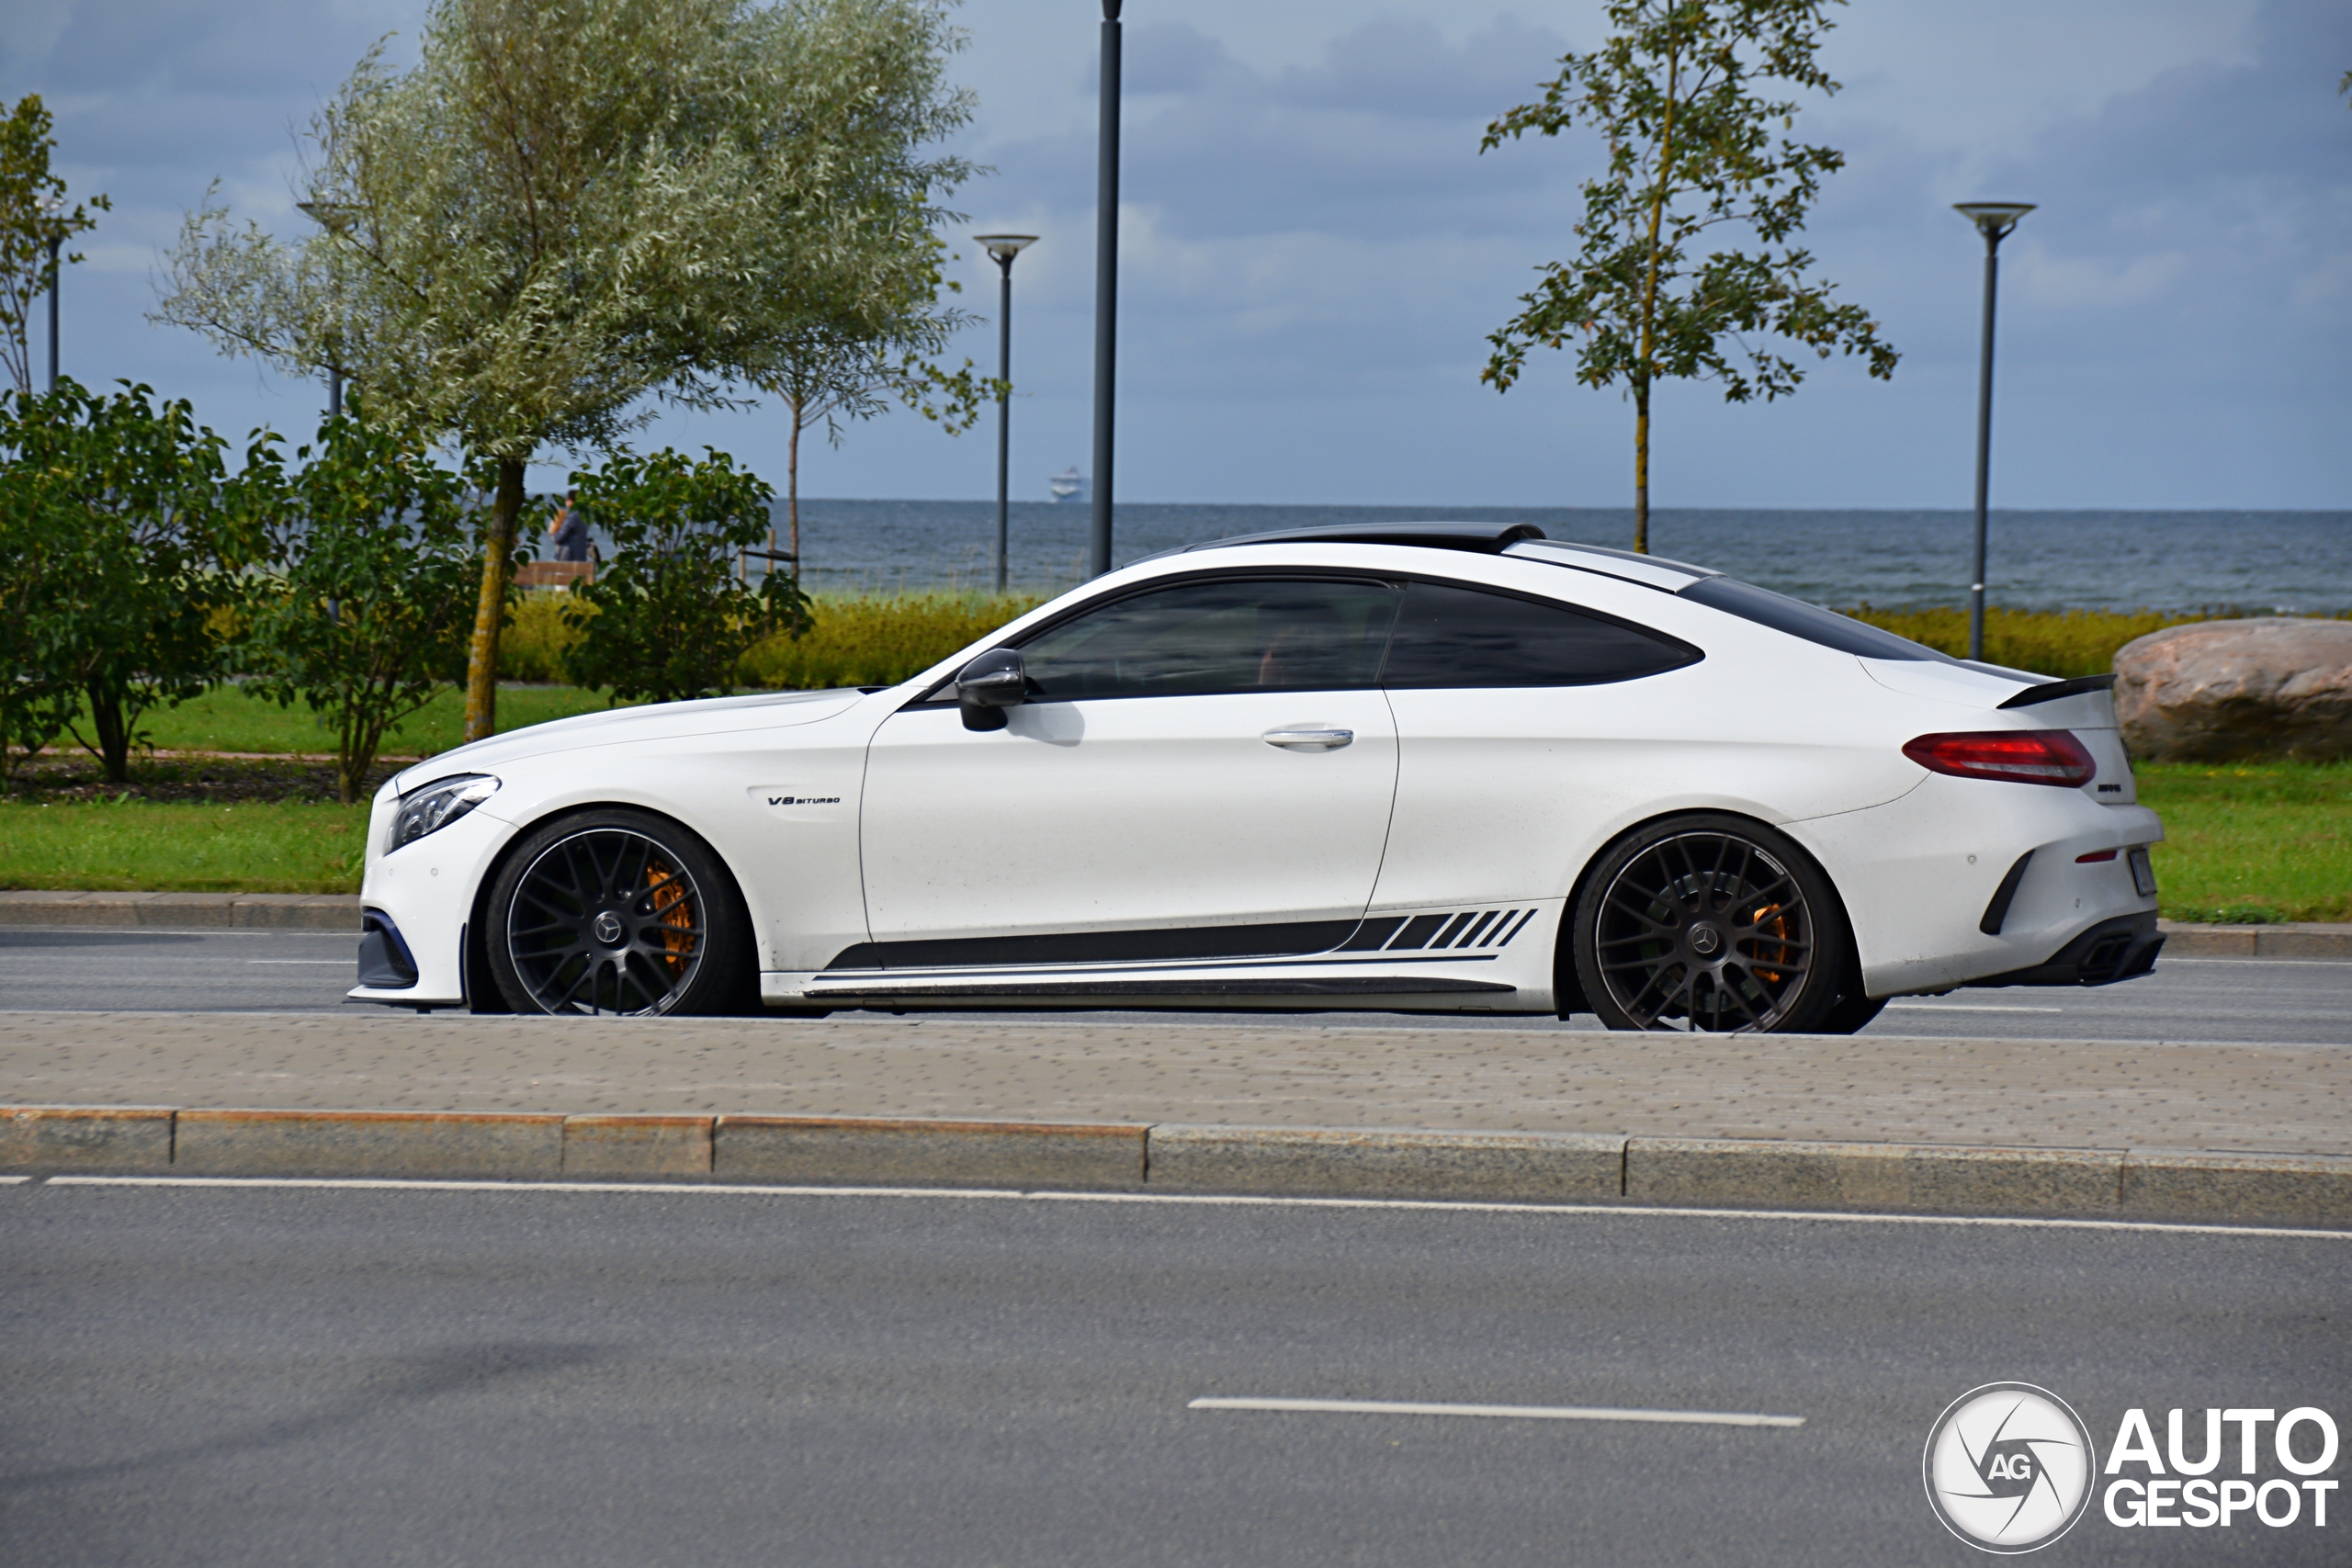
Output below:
[1924,1382,2098,1553]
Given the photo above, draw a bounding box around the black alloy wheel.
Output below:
[485,808,752,1017]
[1574,815,1849,1034]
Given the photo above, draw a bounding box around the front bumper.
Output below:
[345,803,516,1009]
[1964,911,2164,988]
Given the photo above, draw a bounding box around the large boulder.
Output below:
[2112,617,2352,761]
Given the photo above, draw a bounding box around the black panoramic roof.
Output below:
[1173,520,1549,556]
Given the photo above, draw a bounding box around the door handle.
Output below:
[1262,728,1354,750]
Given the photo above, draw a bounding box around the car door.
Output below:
[1370,578,1704,912]
[856,574,1403,964]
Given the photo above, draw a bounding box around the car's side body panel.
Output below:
[859,689,1400,945]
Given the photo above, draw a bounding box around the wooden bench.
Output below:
[515,560,594,592]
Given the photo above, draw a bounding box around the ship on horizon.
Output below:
[1049,466,1086,502]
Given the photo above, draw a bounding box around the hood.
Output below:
[389,687,873,795]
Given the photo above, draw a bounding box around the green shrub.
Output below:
[560,448,810,704]
[1837,606,2345,679]
[499,592,583,682]
[740,592,1043,689]
[501,588,1041,693]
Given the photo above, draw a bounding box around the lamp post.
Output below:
[38,193,62,393]
[1089,0,1122,577]
[297,200,359,417]
[975,234,1037,593]
[1952,200,2034,663]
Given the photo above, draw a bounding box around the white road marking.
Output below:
[1188,1396,1804,1427]
[29,1176,2352,1240]
[0,1175,29,1185]
[247,960,355,965]
[1884,1002,2064,1013]
[2159,956,2352,967]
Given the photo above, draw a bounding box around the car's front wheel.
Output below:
[484,808,754,1016]
[1572,814,1849,1034]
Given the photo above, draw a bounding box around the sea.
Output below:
[759,502,2352,614]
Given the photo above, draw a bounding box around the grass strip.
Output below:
[0,799,370,894]
[2136,761,2352,924]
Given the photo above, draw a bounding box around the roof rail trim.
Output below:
[1505,537,1718,581]
[1156,520,1551,559]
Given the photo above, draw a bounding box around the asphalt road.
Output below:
[2,1180,2344,1567]
[2,925,2346,1043]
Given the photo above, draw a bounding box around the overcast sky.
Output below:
[4,0,2346,508]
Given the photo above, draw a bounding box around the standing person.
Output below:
[547,491,592,564]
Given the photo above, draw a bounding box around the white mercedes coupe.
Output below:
[351,523,2165,1032]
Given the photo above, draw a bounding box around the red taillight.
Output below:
[1902,729,2097,788]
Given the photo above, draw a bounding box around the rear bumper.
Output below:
[1964,911,2165,988]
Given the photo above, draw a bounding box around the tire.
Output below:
[1814,988,1888,1035]
[1572,813,1849,1034]
[484,807,756,1017]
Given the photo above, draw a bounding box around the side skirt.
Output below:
[806,975,1517,1002]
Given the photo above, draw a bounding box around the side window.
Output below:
[1018,578,1400,701]
[1381,581,1700,689]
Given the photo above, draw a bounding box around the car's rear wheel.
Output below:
[1573,815,1849,1034]
[485,808,753,1017]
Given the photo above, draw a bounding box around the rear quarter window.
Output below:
[1678,576,1950,661]
[1380,581,1701,688]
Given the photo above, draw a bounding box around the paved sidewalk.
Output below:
[6,1010,2345,1156]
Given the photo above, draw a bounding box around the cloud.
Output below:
[2,0,2343,508]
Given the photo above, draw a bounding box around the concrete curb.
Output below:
[4,1105,2346,1228]
[0,892,360,931]
[2155,919,2352,958]
[716,1115,1148,1189]
[1149,1124,1625,1201]
[2,894,2344,955]
[1625,1138,2123,1217]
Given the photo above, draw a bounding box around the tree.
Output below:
[1480,0,1896,555]
[0,95,108,398]
[0,381,241,783]
[761,315,987,574]
[238,415,487,804]
[559,446,810,705]
[155,0,974,739]
[0,405,74,776]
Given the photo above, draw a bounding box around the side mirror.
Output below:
[956,648,1028,731]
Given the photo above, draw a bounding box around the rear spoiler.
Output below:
[1996,673,2118,710]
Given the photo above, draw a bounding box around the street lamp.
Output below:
[975,234,1037,593]
[1952,200,2034,663]
[297,200,360,417]
[1089,0,1122,577]
[37,192,62,393]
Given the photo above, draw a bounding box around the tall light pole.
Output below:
[38,193,62,393]
[297,200,359,417]
[975,234,1037,593]
[1952,201,2034,663]
[1089,0,1122,578]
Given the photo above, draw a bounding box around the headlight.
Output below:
[390,773,501,852]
